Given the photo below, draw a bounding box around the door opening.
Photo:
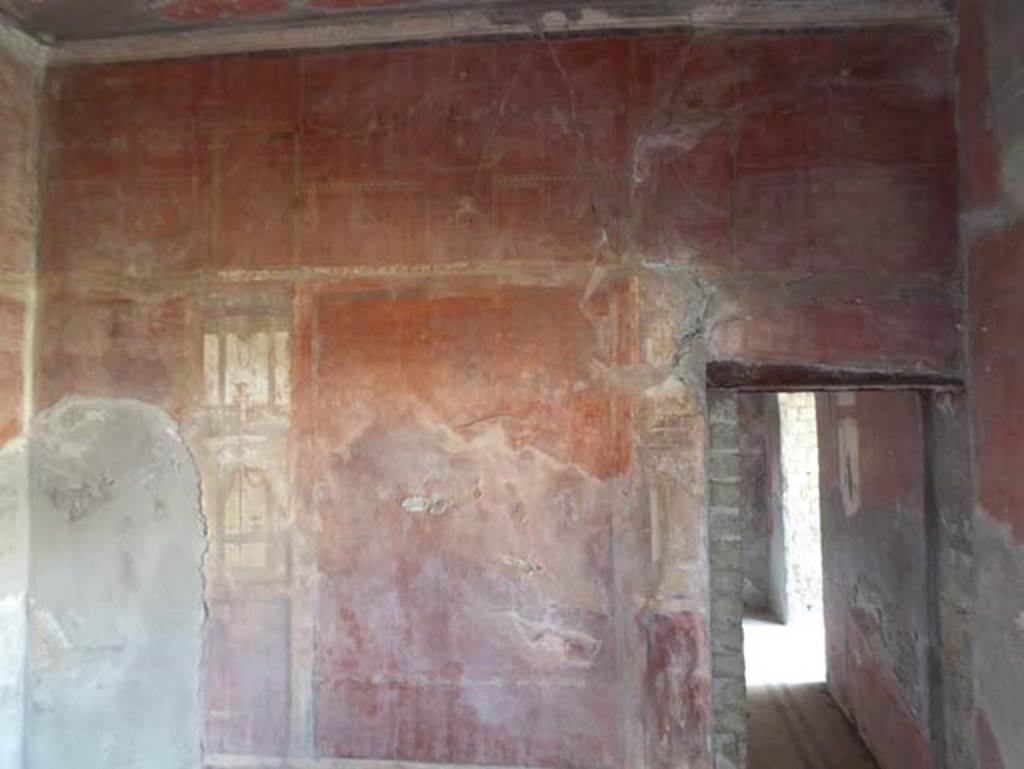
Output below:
[744,392,826,688]
[708,387,975,769]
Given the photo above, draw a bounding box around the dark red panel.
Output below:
[35,292,187,412]
[212,56,301,133]
[644,612,708,769]
[844,29,952,85]
[204,598,291,756]
[45,178,210,275]
[735,166,956,277]
[831,83,956,166]
[735,34,843,103]
[297,178,427,265]
[635,122,733,269]
[709,289,958,371]
[214,132,296,268]
[490,39,630,175]
[632,35,737,114]
[970,220,1024,542]
[310,285,627,766]
[50,61,211,184]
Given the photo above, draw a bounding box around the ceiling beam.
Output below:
[48,0,950,66]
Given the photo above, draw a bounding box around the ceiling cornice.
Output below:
[42,0,950,66]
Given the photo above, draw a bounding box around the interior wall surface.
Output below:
[24,397,205,769]
[737,393,774,613]
[816,391,932,769]
[958,1,1024,767]
[31,27,962,768]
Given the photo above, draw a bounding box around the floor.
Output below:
[744,613,879,769]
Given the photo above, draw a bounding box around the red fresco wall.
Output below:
[310,286,627,765]
[958,0,1024,766]
[36,29,959,766]
[0,40,36,445]
[817,391,933,769]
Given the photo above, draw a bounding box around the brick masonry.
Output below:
[708,390,746,769]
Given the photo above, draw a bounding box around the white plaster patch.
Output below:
[400,495,449,516]
[0,593,26,769]
[25,397,204,769]
[498,610,601,669]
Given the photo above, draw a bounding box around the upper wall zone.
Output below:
[36,27,961,408]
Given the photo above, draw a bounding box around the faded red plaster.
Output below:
[976,709,1008,769]
[969,220,1024,542]
[36,29,963,768]
[853,391,922,508]
[635,121,732,270]
[152,0,287,21]
[35,291,188,411]
[709,291,959,372]
[844,29,952,85]
[311,0,409,7]
[957,0,1003,209]
[843,619,931,769]
[734,166,955,276]
[204,597,290,756]
[0,47,34,278]
[310,283,627,767]
[313,284,630,487]
[817,391,934,769]
[644,611,708,769]
[49,59,212,187]
[215,132,297,269]
[42,35,962,356]
[632,36,736,114]
[0,297,23,443]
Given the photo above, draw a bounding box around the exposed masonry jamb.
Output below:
[920,391,948,769]
[920,391,977,769]
[707,390,746,769]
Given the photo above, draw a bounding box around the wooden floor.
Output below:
[744,615,879,769]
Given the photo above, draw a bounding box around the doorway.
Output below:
[737,391,875,769]
[742,392,826,688]
[707,388,975,769]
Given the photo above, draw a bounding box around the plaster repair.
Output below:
[22,397,205,769]
[0,437,28,769]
